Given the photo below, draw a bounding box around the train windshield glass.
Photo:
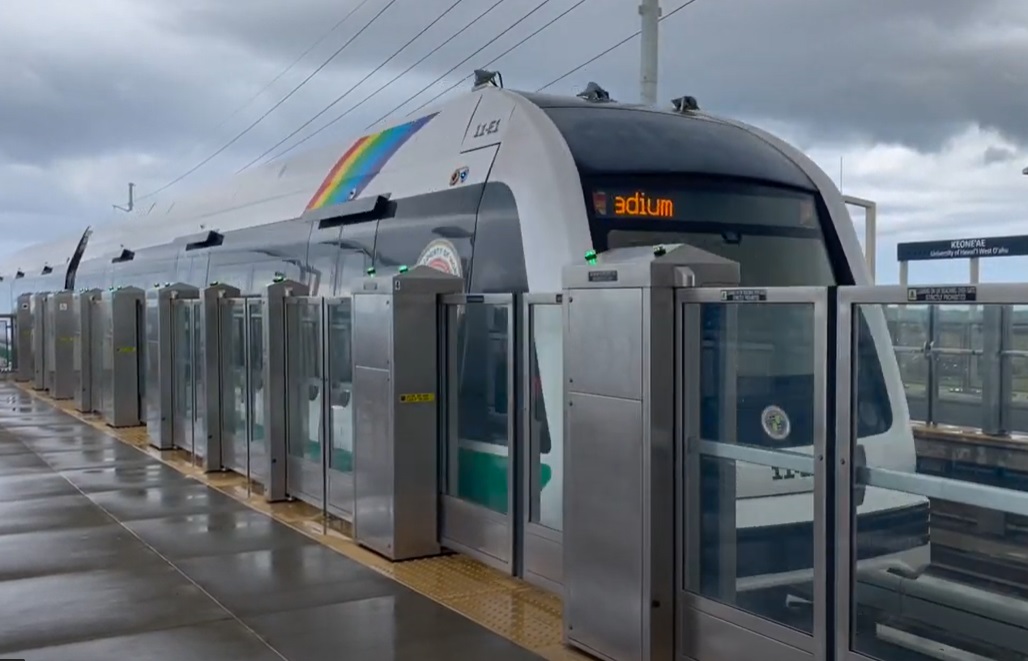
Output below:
[588,180,836,286]
[586,178,892,446]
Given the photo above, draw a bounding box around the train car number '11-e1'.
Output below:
[771,467,813,481]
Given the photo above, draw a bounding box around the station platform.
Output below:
[0,382,574,660]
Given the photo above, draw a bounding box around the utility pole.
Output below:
[113,182,135,213]
[639,0,660,105]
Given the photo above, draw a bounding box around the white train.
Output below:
[0,80,928,588]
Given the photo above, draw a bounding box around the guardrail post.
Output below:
[981,305,1004,436]
[927,305,938,425]
[999,304,1014,435]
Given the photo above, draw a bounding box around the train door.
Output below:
[31,293,47,390]
[247,299,267,481]
[89,296,105,414]
[324,297,355,519]
[171,298,203,456]
[521,293,564,592]
[439,293,517,573]
[676,286,830,661]
[220,295,266,484]
[284,296,325,507]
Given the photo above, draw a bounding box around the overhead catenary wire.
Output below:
[536,0,699,94]
[238,0,470,173]
[364,0,557,130]
[265,0,512,164]
[139,0,399,201]
[211,0,373,135]
[403,0,589,118]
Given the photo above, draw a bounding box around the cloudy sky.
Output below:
[2,0,1027,283]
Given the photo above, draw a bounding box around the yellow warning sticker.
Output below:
[399,392,435,404]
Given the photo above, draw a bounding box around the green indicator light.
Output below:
[584,249,597,265]
[366,267,376,276]
[398,265,409,274]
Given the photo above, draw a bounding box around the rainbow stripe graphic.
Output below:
[306,113,438,211]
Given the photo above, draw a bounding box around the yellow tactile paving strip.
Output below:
[14,383,588,660]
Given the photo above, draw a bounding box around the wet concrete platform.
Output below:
[0,385,540,660]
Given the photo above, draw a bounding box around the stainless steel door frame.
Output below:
[247,298,268,487]
[16,294,33,383]
[191,298,207,462]
[44,293,56,392]
[74,290,100,412]
[0,313,16,379]
[324,296,355,521]
[676,286,829,661]
[89,297,104,414]
[834,284,1028,661]
[171,299,199,454]
[220,297,251,475]
[520,293,563,593]
[32,293,47,390]
[439,293,517,574]
[284,296,326,509]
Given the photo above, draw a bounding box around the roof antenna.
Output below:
[473,69,503,90]
[671,96,699,113]
[113,182,135,212]
[577,82,612,103]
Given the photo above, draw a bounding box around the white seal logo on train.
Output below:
[417,239,462,278]
[761,405,791,442]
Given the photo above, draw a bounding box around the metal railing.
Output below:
[887,303,1028,435]
[838,284,1028,661]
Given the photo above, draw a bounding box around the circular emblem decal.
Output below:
[417,239,463,278]
[761,405,791,442]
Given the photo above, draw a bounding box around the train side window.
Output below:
[207,263,253,292]
[469,183,528,294]
[372,186,479,281]
[252,261,302,291]
[855,309,895,437]
[336,251,370,294]
[174,255,208,287]
[304,254,336,296]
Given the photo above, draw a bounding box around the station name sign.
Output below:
[896,234,1028,262]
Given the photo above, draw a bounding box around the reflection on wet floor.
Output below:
[0,383,579,661]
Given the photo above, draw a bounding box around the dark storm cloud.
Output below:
[4,0,1026,172]
[1,0,1027,257]
[524,0,1028,152]
[152,0,1028,153]
[0,22,269,166]
[984,145,1017,165]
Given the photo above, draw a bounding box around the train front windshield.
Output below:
[587,178,893,447]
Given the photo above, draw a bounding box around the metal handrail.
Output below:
[872,287,1028,431]
[861,465,1028,518]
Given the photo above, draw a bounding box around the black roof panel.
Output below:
[518,91,814,190]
